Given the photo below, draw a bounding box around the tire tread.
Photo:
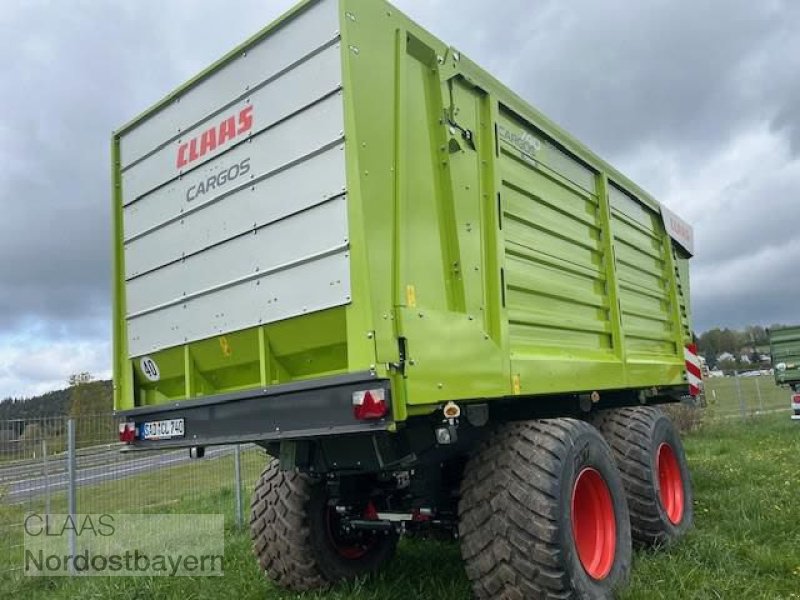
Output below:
[249,462,329,591]
[459,418,629,599]
[591,406,693,545]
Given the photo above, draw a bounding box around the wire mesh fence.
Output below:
[702,373,792,421]
[0,414,267,576]
[0,374,793,575]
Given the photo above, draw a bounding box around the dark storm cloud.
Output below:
[0,0,296,395]
[400,0,800,159]
[693,237,800,329]
[0,3,160,331]
[771,78,800,157]
[1,0,800,395]
[0,0,291,345]
[0,1,298,335]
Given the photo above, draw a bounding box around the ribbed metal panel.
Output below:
[118,0,348,357]
[119,0,341,169]
[610,185,677,357]
[498,112,611,356]
[770,327,800,385]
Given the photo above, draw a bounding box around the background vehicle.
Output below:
[768,325,800,420]
[112,0,697,596]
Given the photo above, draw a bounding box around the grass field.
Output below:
[2,409,799,599]
[703,374,791,419]
[0,446,267,577]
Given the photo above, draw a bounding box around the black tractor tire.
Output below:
[591,406,693,546]
[249,461,398,591]
[459,418,632,599]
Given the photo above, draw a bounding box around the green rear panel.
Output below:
[113,0,693,419]
[769,326,800,386]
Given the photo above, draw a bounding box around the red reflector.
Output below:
[363,501,379,521]
[353,389,388,420]
[118,422,137,443]
[412,509,432,523]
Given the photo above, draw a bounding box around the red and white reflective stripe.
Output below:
[684,344,702,396]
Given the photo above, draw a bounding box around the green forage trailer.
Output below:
[112,0,698,596]
[768,325,800,420]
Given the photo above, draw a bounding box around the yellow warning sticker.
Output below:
[512,374,521,395]
[406,284,417,308]
[219,336,232,357]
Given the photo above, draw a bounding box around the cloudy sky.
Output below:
[1,0,799,398]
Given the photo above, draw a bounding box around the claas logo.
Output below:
[176,106,253,169]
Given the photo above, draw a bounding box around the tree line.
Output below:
[696,325,785,369]
[0,375,112,423]
[0,375,114,453]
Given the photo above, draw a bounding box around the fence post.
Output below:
[42,439,50,516]
[755,377,763,413]
[735,373,745,419]
[67,418,77,574]
[234,444,243,529]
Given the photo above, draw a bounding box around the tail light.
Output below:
[353,389,388,420]
[792,394,800,405]
[118,422,138,443]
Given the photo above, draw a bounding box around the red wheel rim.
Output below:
[571,467,616,580]
[324,508,369,559]
[657,442,685,525]
[324,505,378,560]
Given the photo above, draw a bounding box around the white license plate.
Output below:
[142,418,185,440]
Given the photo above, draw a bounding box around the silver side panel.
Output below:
[118,0,348,357]
[123,96,346,278]
[126,196,349,317]
[127,252,350,357]
[121,43,344,205]
[119,0,341,169]
[124,143,345,277]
